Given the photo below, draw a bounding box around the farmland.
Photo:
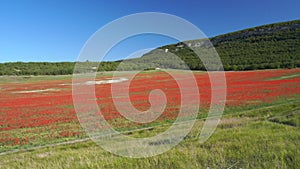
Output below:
[0,69,300,168]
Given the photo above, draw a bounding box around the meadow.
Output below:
[0,68,299,168]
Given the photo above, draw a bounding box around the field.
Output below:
[0,69,300,168]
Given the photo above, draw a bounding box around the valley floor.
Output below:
[0,69,300,168]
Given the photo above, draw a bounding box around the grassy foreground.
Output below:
[0,97,299,169]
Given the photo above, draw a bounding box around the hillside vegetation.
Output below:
[143,19,300,71]
[0,20,299,75]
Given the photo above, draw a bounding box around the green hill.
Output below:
[139,19,300,71]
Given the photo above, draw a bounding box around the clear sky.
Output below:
[0,0,299,62]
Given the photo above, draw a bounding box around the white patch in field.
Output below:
[12,88,60,94]
[67,77,128,86]
[85,77,128,85]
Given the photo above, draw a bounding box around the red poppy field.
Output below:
[0,68,300,152]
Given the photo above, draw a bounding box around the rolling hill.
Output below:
[136,19,300,71]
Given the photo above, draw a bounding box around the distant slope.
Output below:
[0,20,299,75]
[139,19,300,70]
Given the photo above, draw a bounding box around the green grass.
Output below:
[0,71,118,84]
[0,119,299,168]
[0,97,299,168]
[0,74,72,83]
[269,109,300,127]
[267,73,300,81]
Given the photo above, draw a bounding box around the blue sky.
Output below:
[0,0,299,62]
